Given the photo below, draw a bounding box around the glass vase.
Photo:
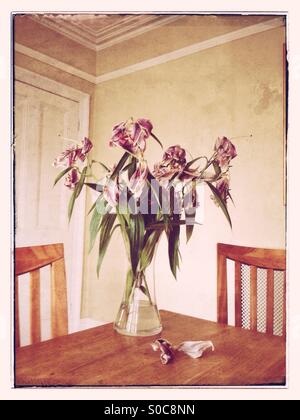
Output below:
[114,248,162,337]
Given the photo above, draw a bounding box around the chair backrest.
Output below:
[15,243,68,347]
[217,243,286,337]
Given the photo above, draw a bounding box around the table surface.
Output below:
[15,310,286,387]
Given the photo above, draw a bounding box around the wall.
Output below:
[81,25,286,323]
[95,15,274,75]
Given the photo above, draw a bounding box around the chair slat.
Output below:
[283,272,286,338]
[15,244,64,276]
[51,259,68,338]
[217,243,286,338]
[217,248,228,324]
[16,243,68,347]
[235,262,242,328]
[250,266,257,331]
[217,243,286,270]
[266,269,275,335]
[15,277,20,348]
[30,269,41,344]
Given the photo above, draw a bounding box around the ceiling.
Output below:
[30,14,182,52]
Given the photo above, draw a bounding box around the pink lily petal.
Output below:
[103,177,120,207]
[53,145,79,168]
[128,161,149,197]
[109,118,153,155]
[214,136,237,168]
[64,168,80,190]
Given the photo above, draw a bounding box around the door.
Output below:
[14,72,89,345]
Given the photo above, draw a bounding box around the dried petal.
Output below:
[151,338,175,365]
[175,340,215,359]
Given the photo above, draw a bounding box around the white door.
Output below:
[14,71,89,345]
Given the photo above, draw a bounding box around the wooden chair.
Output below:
[15,243,68,347]
[217,243,286,337]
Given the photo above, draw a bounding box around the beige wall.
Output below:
[81,26,286,323]
[95,15,274,75]
[14,15,96,76]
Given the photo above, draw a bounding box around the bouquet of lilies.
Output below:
[53,118,237,295]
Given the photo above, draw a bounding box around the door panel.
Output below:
[15,80,86,345]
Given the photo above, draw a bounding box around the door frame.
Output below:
[14,66,90,333]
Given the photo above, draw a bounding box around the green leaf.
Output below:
[111,152,130,180]
[228,191,235,206]
[167,218,181,279]
[88,200,98,216]
[116,211,131,261]
[185,156,207,171]
[140,230,162,271]
[186,220,195,243]
[146,220,200,230]
[212,161,222,180]
[127,214,145,275]
[91,160,110,172]
[125,269,134,304]
[89,206,102,252]
[68,167,87,222]
[88,194,105,216]
[96,213,118,277]
[150,132,163,149]
[53,167,72,187]
[139,285,152,303]
[123,157,137,179]
[85,182,103,193]
[184,181,197,243]
[206,181,232,229]
[68,190,77,222]
[75,166,87,198]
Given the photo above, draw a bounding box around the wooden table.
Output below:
[15,310,286,387]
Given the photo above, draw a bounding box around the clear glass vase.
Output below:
[114,248,162,337]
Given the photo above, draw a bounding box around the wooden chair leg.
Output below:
[51,259,68,338]
[30,270,41,344]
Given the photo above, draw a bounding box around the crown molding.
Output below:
[15,17,284,87]
[95,15,183,52]
[29,15,183,52]
[96,17,284,84]
[15,43,97,84]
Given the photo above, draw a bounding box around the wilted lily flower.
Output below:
[215,175,230,203]
[128,160,149,198]
[175,340,215,359]
[64,168,80,190]
[214,136,237,168]
[53,144,80,168]
[109,118,153,155]
[53,137,93,168]
[77,137,93,161]
[103,177,120,208]
[153,145,186,181]
[153,145,200,184]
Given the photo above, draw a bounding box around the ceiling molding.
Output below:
[15,17,284,87]
[29,15,183,52]
[96,17,285,84]
[15,43,97,84]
